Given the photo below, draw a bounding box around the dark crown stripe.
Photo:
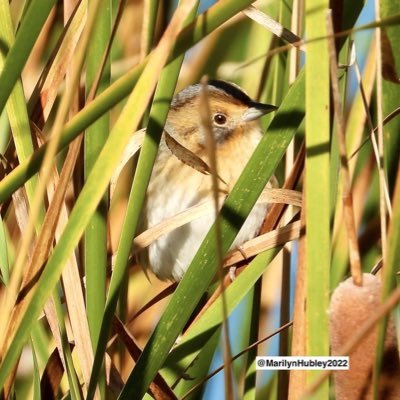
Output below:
[208,79,253,106]
[171,80,256,110]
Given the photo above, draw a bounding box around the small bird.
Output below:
[139,80,277,281]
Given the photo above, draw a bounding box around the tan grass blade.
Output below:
[327,13,362,285]
[353,59,392,219]
[223,220,302,267]
[60,0,97,392]
[133,188,302,251]
[288,192,307,400]
[43,298,67,369]
[7,129,94,393]
[110,128,145,198]
[49,139,95,394]
[10,178,69,390]
[374,1,390,263]
[346,43,376,176]
[243,5,303,48]
[12,188,30,235]
[28,0,87,127]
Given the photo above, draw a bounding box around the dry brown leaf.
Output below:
[104,352,124,395]
[40,345,68,399]
[164,131,227,185]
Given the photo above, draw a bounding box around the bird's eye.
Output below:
[213,113,227,125]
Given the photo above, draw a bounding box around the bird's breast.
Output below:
[141,126,264,280]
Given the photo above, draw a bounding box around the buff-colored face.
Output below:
[164,82,277,155]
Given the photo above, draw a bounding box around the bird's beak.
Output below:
[242,101,278,122]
